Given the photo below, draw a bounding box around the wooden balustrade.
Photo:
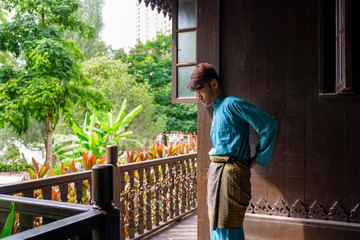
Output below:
[0,163,119,239]
[0,171,92,203]
[0,146,197,239]
[106,146,197,240]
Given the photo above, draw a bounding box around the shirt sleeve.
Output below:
[230,99,278,167]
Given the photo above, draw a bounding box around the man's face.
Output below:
[195,80,219,107]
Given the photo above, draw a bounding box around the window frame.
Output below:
[335,0,352,93]
[172,0,197,103]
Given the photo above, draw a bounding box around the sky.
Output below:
[101,0,136,51]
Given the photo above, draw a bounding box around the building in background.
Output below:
[135,1,172,43]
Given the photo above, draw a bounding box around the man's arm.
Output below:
[231,99,278,167]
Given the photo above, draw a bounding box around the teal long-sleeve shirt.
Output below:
[209,94,277,167]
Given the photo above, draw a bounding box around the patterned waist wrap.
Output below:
[207,155,252,230]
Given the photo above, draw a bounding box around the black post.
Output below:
[92,164,120,240]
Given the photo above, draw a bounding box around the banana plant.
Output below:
[60,98,142,159]
[96,98,142,145]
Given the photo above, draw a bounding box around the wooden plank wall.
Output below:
[196,0,360,239]
[196,0,219,239]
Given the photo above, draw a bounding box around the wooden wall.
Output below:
[196,0,360,239]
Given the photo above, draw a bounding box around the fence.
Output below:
[107,146,197,239]
[0,164,119,239]
[0,146,197,239]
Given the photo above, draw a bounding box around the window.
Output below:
[321,0,357,95]
[172,0,197,103]
[335,0,352,93]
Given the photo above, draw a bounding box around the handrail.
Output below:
[0,171,91,195]
[117,153,197,171]
[0,194,89,219]
[5,210,105,240]
[0,163,119,239]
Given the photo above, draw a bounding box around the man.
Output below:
[188,63,277,240]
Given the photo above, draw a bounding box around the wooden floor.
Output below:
[145,212,197,240]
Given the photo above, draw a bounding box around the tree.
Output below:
[119,33,197,133]
[81,57,166,148]
[0,0,109,162]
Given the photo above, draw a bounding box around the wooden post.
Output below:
[106,145,121,211]
[106,145,118,167]
[92,164,120,240]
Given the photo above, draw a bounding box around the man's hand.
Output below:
[250,158,258,169]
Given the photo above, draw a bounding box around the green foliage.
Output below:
[116,33,197,133]
[81,57,167,147]
[0,162,33,172]
[0,0,109,162]
[0,2,7,24]
[0,202,14,238]
[59,100,142,159]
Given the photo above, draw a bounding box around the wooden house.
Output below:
[147,0,360,239]
[0,0,359,239]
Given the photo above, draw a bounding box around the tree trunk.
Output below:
[45,111,54,163]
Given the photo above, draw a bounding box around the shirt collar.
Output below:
[212,93,226,110]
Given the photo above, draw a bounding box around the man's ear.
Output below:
[210,78,218,89]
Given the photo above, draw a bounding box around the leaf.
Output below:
[70,159,77,173]
[99,121,112,133]
[61,164,71,174]
[32,158,39,174]
[0,202,15,238]
[136,150,145,161]
[121,105,142,126]
[69,187,75,197]
[82,185,87,199]
[28,168,37,179]
[113,131,133,141]
[83,112,91,128]
[98,154,107,164]
[90,112,97,128]
[72,123,88,142]
[68,197,75,203]
[83,180,89,190]
[88,154,97,170]
[115,98,127,124]
[157,144,164,158]
[52,189,59,201]
[82,151,90,170]
[38,164,51,178]
[89,132,100,157]
[129,149,135,163]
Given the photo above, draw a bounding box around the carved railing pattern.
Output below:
[248,197,360,224]
[114,153,197,240]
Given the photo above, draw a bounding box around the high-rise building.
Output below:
[135,1,172,43]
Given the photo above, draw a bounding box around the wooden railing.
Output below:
[0,164,119,239]
[0,171,92,202]
[0,147,197,239]
[106,146,197,240]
